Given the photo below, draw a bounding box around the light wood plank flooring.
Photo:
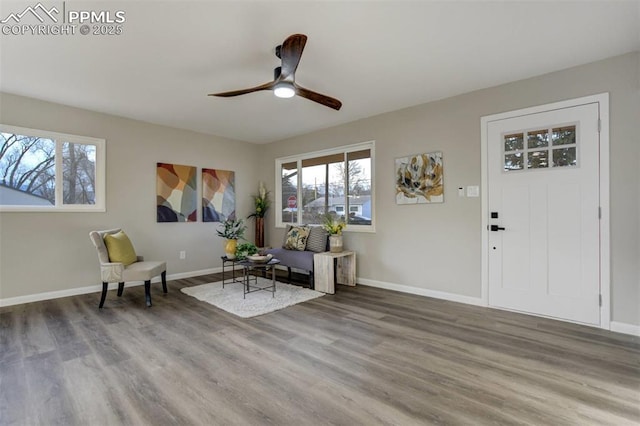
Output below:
[1,272,639,425]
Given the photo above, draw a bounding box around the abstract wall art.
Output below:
[156,163,197,222]
[395,151,444,204]
[202,168,236,222]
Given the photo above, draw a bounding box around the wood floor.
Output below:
[1,272,639,425]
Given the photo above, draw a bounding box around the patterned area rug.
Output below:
[180,277,324,318]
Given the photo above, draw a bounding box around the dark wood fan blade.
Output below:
[295,86,342,110]
[280,34,307,81]
[208,81,274,97]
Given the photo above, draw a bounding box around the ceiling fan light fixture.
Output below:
[274,82,295,99]
[209,34,341,110]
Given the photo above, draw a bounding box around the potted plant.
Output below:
[235,242,258,260]
[322,213,346,253]
[247,181,270,247]
[216,218,246,259]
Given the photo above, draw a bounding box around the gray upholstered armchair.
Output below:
[89,228,167,308]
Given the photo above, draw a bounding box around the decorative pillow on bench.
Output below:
[283,225,310,251]
[306,226,328,253]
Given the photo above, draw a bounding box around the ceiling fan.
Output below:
[208,34,342,111]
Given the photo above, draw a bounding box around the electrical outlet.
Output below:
[179,250,186,260]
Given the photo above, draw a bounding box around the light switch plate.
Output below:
[466,185,480,197]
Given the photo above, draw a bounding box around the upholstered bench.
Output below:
[265,225,328,289]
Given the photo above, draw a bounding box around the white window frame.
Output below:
[0,124,106,212]
[502,122,580,173]
[275,140,375,232]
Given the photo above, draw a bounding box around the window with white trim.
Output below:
[0,125,106,211]
[276,141,374,231]
[503,124,578,172]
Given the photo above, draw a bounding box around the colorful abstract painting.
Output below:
[202,168,236,222]
[395,151,444,204]
[156,163,197,222]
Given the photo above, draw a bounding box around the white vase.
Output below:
[329,234,343,253]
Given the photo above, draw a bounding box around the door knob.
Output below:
[490,225,505,231]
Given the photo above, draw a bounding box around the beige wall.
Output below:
[1,52,638,327]
[0,93,260,299]
[260,52,640,326]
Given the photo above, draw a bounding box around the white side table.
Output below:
[313,251,356,294]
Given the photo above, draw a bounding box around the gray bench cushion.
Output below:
[265,247,314,272]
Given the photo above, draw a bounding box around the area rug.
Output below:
[180,277,324,318]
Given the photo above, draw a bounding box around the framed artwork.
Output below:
[395,151,444,204]
[156,163,197,222]
[202,168,236,222]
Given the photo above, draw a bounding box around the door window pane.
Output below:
[527,130,549,149]
[504,133,523,152]
[503,123,578,173]
[527,151,549,169]
[504,153,524,171]
[552,147,577,167]
[552,126,576,146]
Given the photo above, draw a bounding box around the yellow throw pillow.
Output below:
[283,226,310,251]
[104,231,138,266]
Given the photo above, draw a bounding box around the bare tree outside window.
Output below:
[63,142,96,204]
[0,128,103,210]
[279,146,373,227]
[0,132,55,205]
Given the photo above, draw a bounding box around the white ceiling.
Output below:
[1,1,638,144]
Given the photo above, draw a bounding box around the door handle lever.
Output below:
[490,225,506,231]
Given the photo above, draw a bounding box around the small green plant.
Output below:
[235,242,258,260]
[216,218,246,240]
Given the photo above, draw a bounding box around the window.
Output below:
[276,141,374,231]
[503,124,578,172]
[0,125,105,211]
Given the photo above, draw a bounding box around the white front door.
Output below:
[487,102,601,325]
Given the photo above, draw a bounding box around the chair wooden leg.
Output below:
[161,271,167,293]
[287,267,292,283]
[117,282,125,297]
[309,272,314,290]
[99,282,108,308]
[144,280,152,307]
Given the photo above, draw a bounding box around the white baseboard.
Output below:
[165,267,221,281]
[357,279,640,336]
[610,321,640,337]
[357,277,485,307]
[0,267,223,307]
[4,271,638,338]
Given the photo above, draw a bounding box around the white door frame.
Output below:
[480,93,610,330]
